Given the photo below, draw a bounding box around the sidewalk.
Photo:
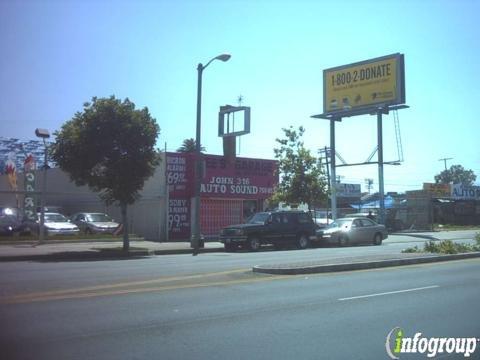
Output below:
[0,239,225,262]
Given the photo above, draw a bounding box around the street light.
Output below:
[35,128,50,244]
[192,53,231,255]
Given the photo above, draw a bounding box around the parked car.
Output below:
[343,212,377,221]
[316,217,387,246]
[70,212,119,234]
[219,210,316,251]
[0,207,24,235]
[31,212,80,236]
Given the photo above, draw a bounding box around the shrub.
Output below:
[402,245,421,253]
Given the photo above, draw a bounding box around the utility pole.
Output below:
[319,147,331,218]
[439,157,453,171]
[377,108,385,225]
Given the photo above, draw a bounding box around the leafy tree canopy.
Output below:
[434,164,477,186]
[177,138,205,153]
[51,96,160,250]
[272,126,327,209]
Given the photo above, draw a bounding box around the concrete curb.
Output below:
[0,247,224,262]
[252,252,480,275]
[0,237,145,246]
[389,234,438,240]
[151,248,224,256]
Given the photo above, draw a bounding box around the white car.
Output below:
[70,212,119,234]
[316,217,388,246]
[40,212,80,236]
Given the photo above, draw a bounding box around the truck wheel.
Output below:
[248,236,261,251]
[296,234,309,249]
[224,243,236,252]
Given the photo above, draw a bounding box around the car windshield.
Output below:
[44,213,68,223]
[86,213,113,222]
[246,212,270,224]
[312,210,328,218]
[327,219,352,228]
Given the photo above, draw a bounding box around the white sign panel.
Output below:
[336,183,361,197]
[451,184,480,200]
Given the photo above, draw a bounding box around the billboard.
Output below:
[451,184,480,201]
[323,53,405,116]
[218,105,251,137]
[423,183,451,198]
[335,183,361,198]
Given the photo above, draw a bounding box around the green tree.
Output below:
[177,138,205,153]
[272,126,328,209]
[51,96,160,251]
[434,164,477,186]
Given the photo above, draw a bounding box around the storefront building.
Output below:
[167,152,277,240]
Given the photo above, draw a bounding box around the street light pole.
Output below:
[192,54,231,255]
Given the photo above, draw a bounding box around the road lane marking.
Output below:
[338,285,440,301]
[0,268,251,304]
[1,274,293,304]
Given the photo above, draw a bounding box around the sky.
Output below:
[1,0,479,194]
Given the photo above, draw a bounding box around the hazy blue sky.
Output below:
[1,0,478,193]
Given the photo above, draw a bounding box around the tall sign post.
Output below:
[23,154,37,224]
[313,53,408,224]
[35,128,50,244]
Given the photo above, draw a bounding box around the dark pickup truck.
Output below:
[219,210,316,251]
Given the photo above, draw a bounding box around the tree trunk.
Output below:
[121,202,129,252]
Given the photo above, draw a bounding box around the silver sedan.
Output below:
[316,217,388,246]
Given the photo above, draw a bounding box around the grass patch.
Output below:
[402,245,420,253]
[402,236,480,255]
[434,224,480,231]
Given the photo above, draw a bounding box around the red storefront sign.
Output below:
[168,198,191,240]
[202,155,276,199]
[166,153,194,197]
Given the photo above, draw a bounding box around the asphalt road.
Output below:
[1,237,479,359]
[0,231,478,296]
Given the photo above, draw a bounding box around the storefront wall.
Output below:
[166,152,277,240]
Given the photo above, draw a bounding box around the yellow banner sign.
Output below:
[423,183,451,197]
[323,54,405,115]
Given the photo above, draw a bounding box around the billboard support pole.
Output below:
[330,118,338,220]
[324,146,331,222]
[377,108,386,225]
